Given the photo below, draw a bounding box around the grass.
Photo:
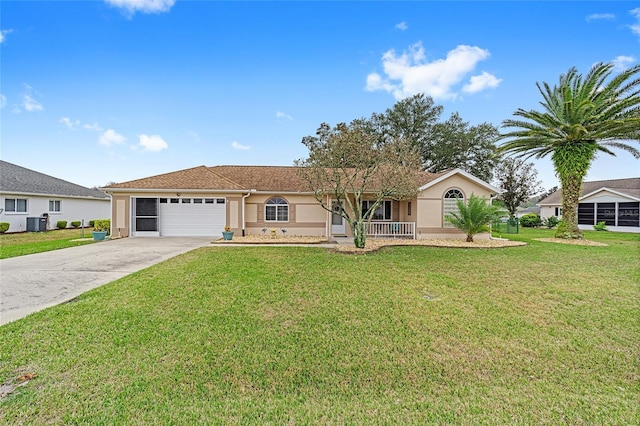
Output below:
[0,228,97,259]
[0,229,638,424]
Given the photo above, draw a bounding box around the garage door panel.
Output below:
[159,200,225,237]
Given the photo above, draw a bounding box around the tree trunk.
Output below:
[555,173,583,239]
[352,220,367,249]
[466,235,474,242]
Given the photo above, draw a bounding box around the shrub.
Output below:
[56,220,68,229]
[71,221,81,228]
[89,220,95,227]
[519,213,542,228]
[543,215,559,229]
[444,194,506,242]
[0,222,9,234]
[93,219,111,234]
[594,221,608,231]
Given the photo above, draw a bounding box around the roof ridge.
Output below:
[204,166,245,189]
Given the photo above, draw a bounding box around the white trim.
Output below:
[580,187,640,202]
[418,168,501,194]
[0,191,108,201]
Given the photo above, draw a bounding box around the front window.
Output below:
[444,189,464,228]
[265,197,289,222]
[5,198,28,213]
[49,200,61,212]
[362,200,392,220]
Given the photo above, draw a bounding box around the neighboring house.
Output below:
[0,160,110,233]
[102,165,500,240]
[538,177,640,233]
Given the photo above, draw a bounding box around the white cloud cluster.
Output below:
[612,55,636,71]
[630,7,640,36]
[586,13,615,22]
[59,117,168,152]
[0,29,12,44]
[276,111,293,121]
[231,141,250,151]
[99,129,126,146]
[13,84,44,113]
[365,42,500,100]
[138,134,168,152]
[395,21,408,31]
[105,0,175,16]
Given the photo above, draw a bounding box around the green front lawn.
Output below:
[0,228,97,259]
[0,229,638,424]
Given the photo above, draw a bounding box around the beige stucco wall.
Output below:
[415,174,495,240]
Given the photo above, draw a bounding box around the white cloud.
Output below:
[463,71,503,93]
[59,117,80,129]
[0,29,12,44]
[105,0,175,16]
[187,131,201,142]
[612,55,636,71]
[138,134,168,152]
[365,42,498,100]
[99,129,126,146]
[586,13,615,22]
[630,8,640,36]
[276,111,293,121]
[23,95,43,112]
[84,122,104,131]
[0,94,6,109]
[231,141,250,151]
[395,21,408,31]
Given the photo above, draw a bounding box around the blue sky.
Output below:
[1,0,639,190]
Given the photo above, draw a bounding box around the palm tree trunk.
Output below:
[552,144,596,239]
[555,173,583,239]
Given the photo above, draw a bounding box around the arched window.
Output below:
[443,189,464,228]
[265,197,289,222]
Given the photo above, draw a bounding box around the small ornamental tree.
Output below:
[494,158,543,220]
[444,194,506,242]
[296,121,421,248]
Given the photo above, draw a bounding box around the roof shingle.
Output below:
[539,177,640,204]
[0,160,109,199]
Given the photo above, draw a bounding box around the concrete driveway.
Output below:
[0,237,212,326]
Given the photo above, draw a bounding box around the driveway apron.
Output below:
[0,237,212,326]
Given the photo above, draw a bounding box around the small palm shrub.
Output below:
[594,221,608,231]
[445,194,506,242]
[519,213,542,228]
[56,220,68,229]
[543,216,559,229]
[0,222,9,233]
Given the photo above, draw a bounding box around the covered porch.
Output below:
[365,221,415,239]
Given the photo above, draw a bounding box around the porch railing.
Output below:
[365,222,415,239]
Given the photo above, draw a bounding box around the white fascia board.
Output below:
[580,187,640,202]
[417,168,502,194]
[101,188,250,194]
[0,190,109,200]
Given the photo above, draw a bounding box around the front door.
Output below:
[331,201,346,235]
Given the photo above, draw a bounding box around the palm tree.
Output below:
[445,194,506,242]
[498,62,640,239]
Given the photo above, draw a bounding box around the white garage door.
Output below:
[159,198,226,237]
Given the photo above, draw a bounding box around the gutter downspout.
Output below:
[241,191,254,236]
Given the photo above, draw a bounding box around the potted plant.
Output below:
[222,225,234,241]
[92,220,109,241]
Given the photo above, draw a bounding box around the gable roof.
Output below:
[417,168,501,194]
[538,177,640,205]
[0,160,109,199]
[103,165,463,193]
